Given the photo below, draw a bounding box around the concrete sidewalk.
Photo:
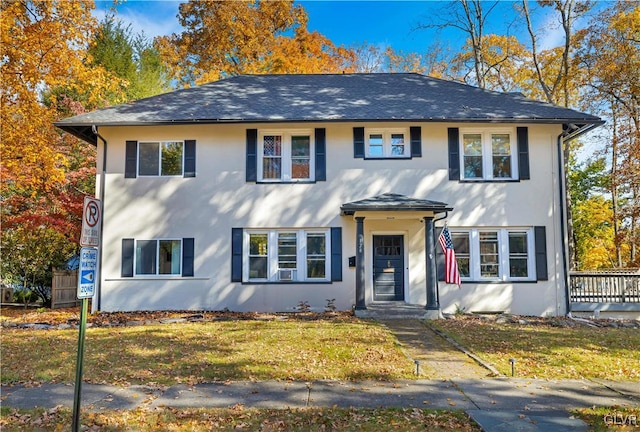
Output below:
[2,378,638,431]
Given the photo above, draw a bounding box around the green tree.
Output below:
[89,15,172,103]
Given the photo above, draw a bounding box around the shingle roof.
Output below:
[55,73,603,144]
[341,193,453,215]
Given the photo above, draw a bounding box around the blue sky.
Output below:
[93,0,597,55]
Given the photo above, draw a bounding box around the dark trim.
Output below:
[448,128,460,180]
[240,281,335,285]
[246,129,257,182]
[458,280,539,284]
[458,179,521,184]
[125,141,137,178]
[184,140,196,178]
[517,127,530,180]
[121,238,134,277]
[410,126,422,157]
[182,238,195,277]
[535,226,548,281]
[315,128,326,181]
[363,156,412,161]
[331,227,342,282]
[256,181,318,185]
[353,127,365,158]
[231,228,243,282]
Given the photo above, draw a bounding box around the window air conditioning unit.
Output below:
[278,269,295,281]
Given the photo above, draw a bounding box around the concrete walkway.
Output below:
[2,379,638,431]
[2,319,639,431]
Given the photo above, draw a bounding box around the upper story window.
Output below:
[366,129,409,158]
[460,130,517,180]
[258,131,314,182]
[126,140,195,179]
[139,141,184,176]
[449,228,535,281]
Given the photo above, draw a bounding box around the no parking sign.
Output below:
[80,196,101,247]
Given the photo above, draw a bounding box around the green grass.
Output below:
[0,406,481,431]
[430,318,640,380]
[1,319,416,385]
[573,406,640,432]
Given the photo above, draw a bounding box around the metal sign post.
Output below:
[73,198,101,432]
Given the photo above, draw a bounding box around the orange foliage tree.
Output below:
[1,0,118,302]
[155,0,355,86]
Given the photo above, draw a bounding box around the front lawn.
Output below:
[431,316,640,381]
[1,317,416,385]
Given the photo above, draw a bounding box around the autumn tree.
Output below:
[417,0,502,88]
[155,0,355,86]
[451,34,530,91]
[1,0,117,303]
[578,2,640,267]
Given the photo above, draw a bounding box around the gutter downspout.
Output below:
[557,133,572,317]
[92,125,106,312]
[432,211,449,310]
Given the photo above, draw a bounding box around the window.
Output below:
[135,239,182,276]
[138,141,184,176]
[449,228,535,281]
[258,131,314,181]
[460,130,517,180]
[243,229,330,282]
[366,129,409,158]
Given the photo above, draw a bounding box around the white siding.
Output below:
[95,122,566,316]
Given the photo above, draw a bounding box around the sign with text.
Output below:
[77,247,98,299]
[80,196,101,247]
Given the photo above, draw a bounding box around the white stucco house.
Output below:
[56,73,602,317]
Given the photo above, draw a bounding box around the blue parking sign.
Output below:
[77,247,98,299]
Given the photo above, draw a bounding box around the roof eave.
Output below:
[561,120,605,142]
[56,116,604,146]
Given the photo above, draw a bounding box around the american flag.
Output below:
[438,226,461,287]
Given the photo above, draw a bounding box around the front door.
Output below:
[373,235,405,301]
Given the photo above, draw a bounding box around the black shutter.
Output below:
[535,226,548,281]
[184,140,196,178]
[410,126,422,157]
[353,127,365,158]
[436,228,445,281]
[315,128,326,181]
[517,127,530,180]
[231,228,243,282]
[448,128,460,180]
[122,238,134,277]
[125,141,137,178]
[331,227,342,282]
[182,238,194,277]
[246,129,257,182]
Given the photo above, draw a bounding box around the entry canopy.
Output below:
[340,193,453,215]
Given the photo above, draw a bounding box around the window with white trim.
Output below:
[138,141,184,176]
[450,228,535,281]
[258,131,314,181]
[135,239,182,275]
[366,129,409,158]
[460,130,517,180]
[244,229,330,282]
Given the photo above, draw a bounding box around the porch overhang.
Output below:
[340,193,453,216]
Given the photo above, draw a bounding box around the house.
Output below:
[55,73,603,317]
